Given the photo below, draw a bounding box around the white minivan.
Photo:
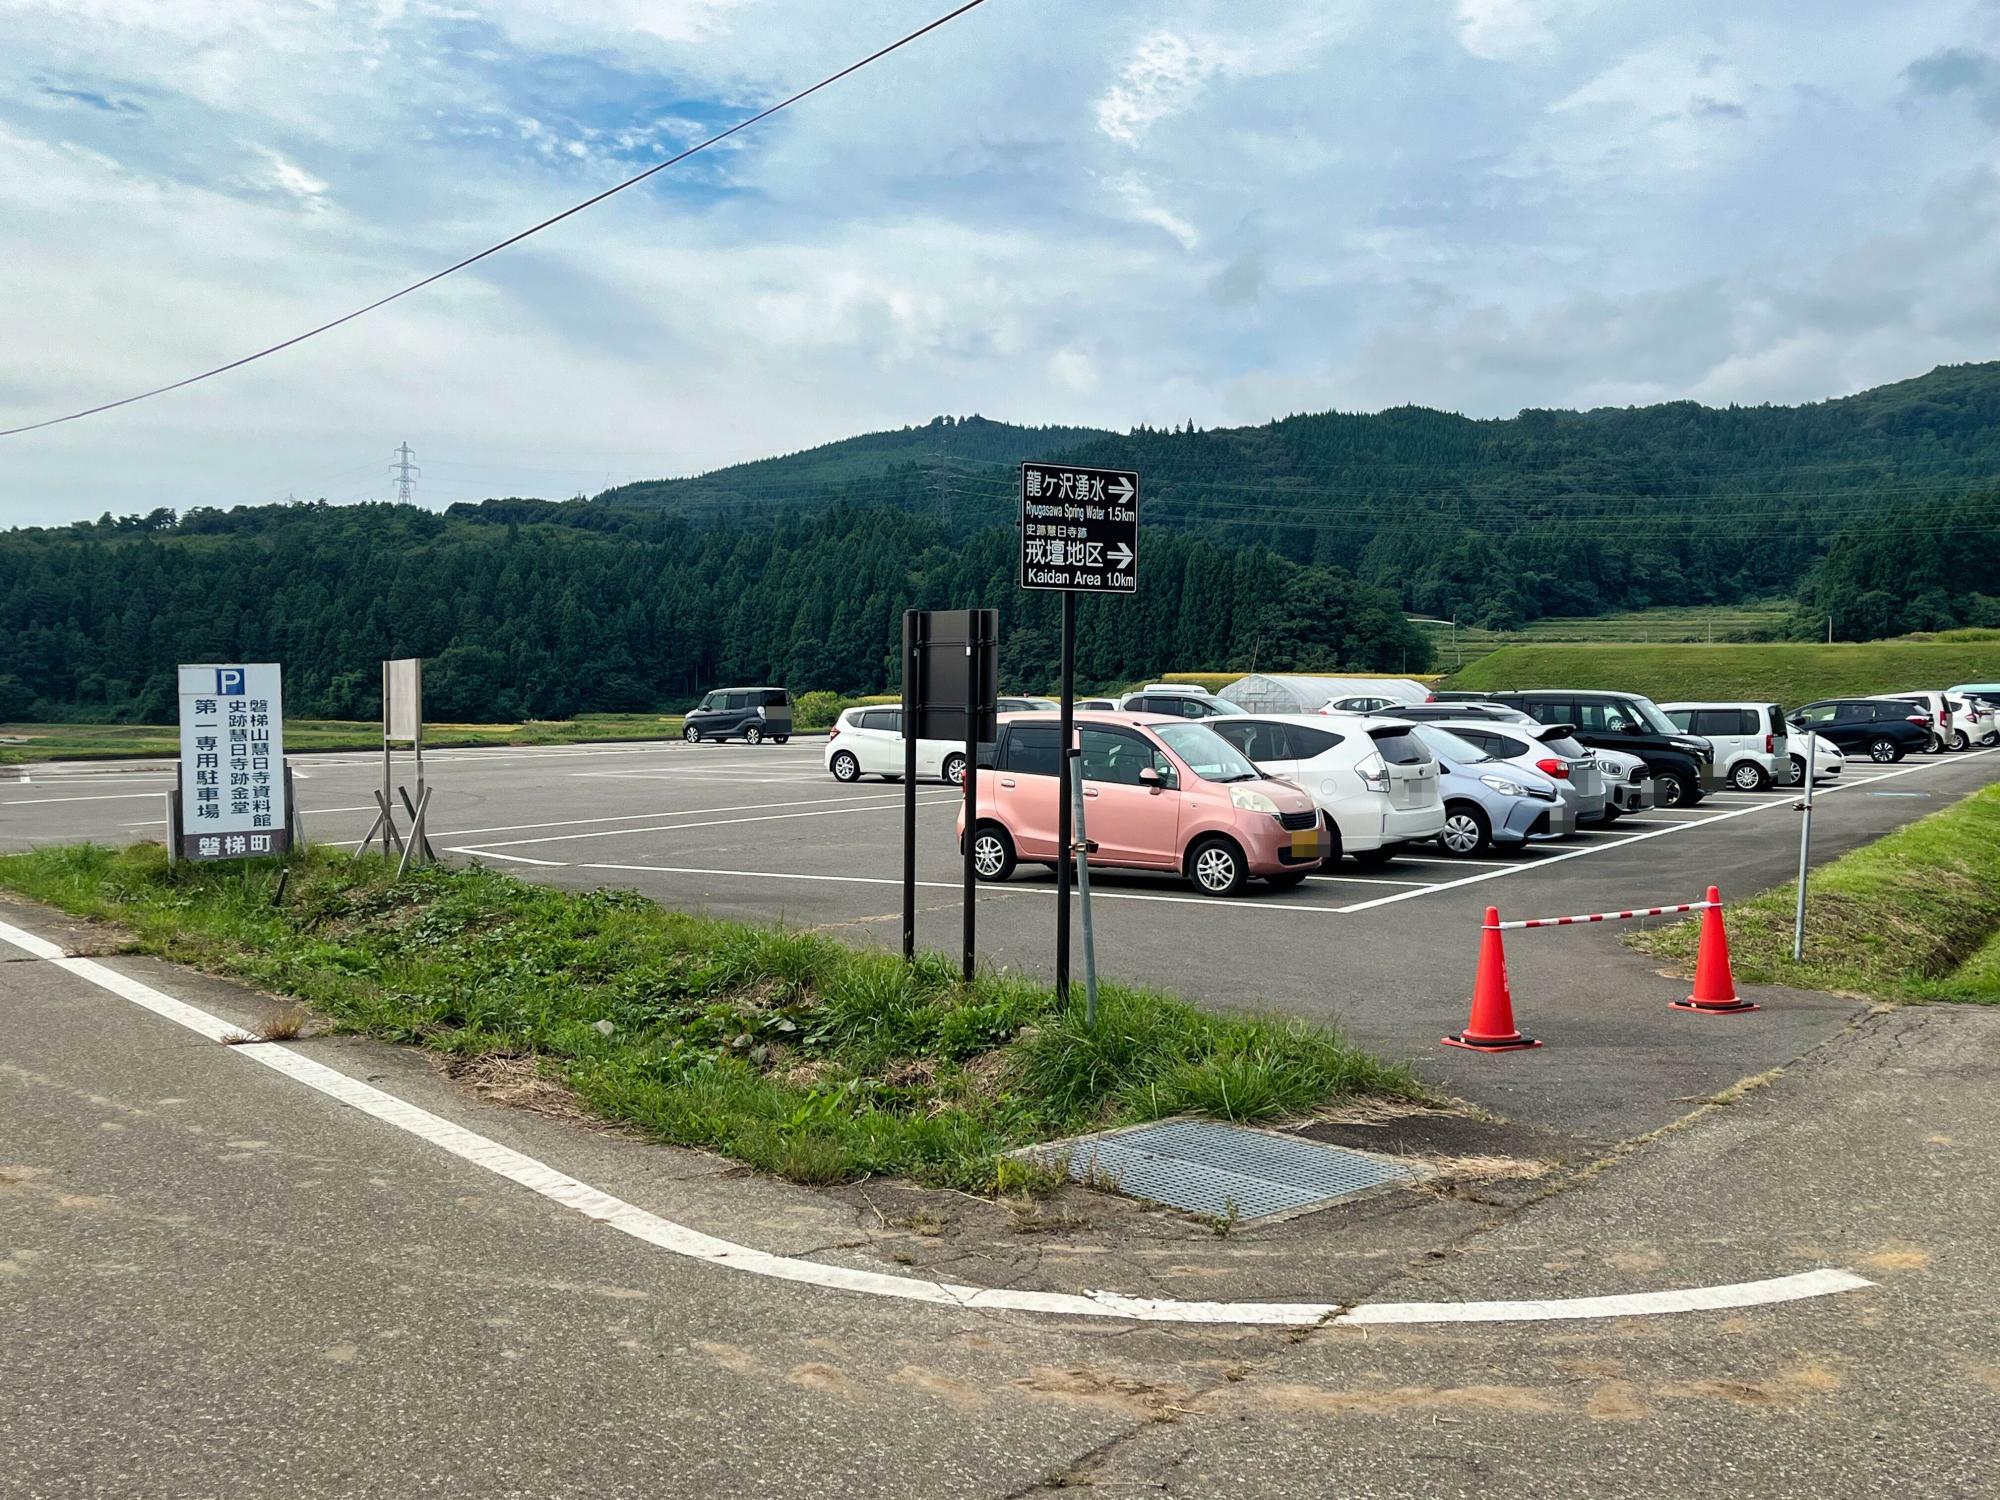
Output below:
[824,707,967,785]
[1659,702,1790,790]
[1208,714,1445,867]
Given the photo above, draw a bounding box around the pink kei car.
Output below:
[956,712,1324,897]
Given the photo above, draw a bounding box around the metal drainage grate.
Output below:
[1021,1118,1424,1221]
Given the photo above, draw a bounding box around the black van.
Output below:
[1488,689,1714,807]
[683,687,794,745]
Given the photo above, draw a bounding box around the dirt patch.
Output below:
[785,1362,856,1397]
[1252,1381,1563,1417]
[1016,1366,1195,1421]
[435,1053,628,1132]
[1664,1357,1846,1409]
[892,1366,989,1411]
[1857,1246,1931,1273]
[1585,1381,1650,1421]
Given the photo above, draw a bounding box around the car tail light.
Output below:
[1356,751,1389,793]
[1425,692,1437,703]
[1764,733,1774,753]
[1939,708,1949,725]
[827,725,840,740]
[1534,757,1570,779]
[1908,715,1927,726]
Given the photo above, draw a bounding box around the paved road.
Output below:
[2,908,1993,1498]
[5,740,1996,1145]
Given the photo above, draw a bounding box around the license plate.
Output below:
[1289,829,1320,858]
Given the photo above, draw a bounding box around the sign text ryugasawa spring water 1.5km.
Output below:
[1018,462,1139,594]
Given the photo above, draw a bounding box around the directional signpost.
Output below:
[1019,462,1140,1004]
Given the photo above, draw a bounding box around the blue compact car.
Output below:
[1408,724,1576,857]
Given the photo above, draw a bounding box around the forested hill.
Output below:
[0,501,1427,723]
[594,363,2000,632]
[595,415,1110,518]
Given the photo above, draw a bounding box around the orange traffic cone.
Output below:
[1444,908,1541,1051]
[1672,886,1759,1014]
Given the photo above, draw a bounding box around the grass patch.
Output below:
[0,714,691,765]
[0,844,1420,1190]
[1444,639,2000,704]
[1630,783,2000,1004]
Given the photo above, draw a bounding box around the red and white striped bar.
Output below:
[1490,900,1716,932]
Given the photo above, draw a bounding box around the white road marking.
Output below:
[458,796,959,853]
[451,849,569,867]
[578,863,1364,913]
[1336,744,1999,915]
[2,791,165,806]
[0,915,1874,1329]
[326,791,912,847]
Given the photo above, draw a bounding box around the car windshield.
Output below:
[1626,696,1684,735]
[1412,724,1491,767]
[1155,722,1261,782]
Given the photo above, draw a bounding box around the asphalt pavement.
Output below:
[2,903,1994,1498]
[6,737,1995,1144]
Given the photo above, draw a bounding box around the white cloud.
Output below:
[250,146,329,208]
[1453,0,1594,62]
[1096,31,1216,146]
[1520,33,1760,181]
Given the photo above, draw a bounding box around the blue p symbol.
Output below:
[216,668,246,696]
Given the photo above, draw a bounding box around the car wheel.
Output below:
[1654,771,1690,807]
[1438,804,1491,857]
[1264,870,1310,889]
[1868,737,1899,763]
[744,725,763,746]
[942,753,967,787]
[1316,816,1344,871]
[1349,847,1398,868]
[970,823,1016,882]
[682,724,701,743]
[830,750,861,783]
[1951,730,1971,752]
[1924,732,1943,755]
[1186,837,1248,897]
[1730,761,1769,791]
[773,735,789,745]
[1782,755,1807,788]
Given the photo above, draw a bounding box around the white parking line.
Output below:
[328,791,912,847]
[578,863,1364,914]
[459,796,961,853]
[1334,745,1999,915]
[1,791,165,806]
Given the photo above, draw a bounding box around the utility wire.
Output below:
[0,0,990,440]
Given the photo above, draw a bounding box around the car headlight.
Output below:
[1478,774,1528,797]
[1229,785,1282,816]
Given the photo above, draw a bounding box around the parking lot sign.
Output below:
[176,663,288,861]
[1019,462,1139,594]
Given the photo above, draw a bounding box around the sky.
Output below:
[4,0,2000,524]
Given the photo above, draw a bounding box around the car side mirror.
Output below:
[1138,767,1164,789]
[1619,721,1639,734]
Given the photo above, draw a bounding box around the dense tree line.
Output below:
[0,500,1428,723]
[1790,491,2000,640]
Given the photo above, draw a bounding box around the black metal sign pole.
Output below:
[901,610,919,963]
[960,618,981,983]
[1055,591,1076,1004]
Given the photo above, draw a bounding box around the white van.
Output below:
[824,707,967,785]
[1659,702,1790,791]
[1207,714,1446,866]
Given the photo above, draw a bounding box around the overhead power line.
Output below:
[0,0,991,440]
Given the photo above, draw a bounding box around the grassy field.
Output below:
[1443,640,2000,703]
[1632,782,2000,1003]
[0,845,1418,1190]
[1415,600,1795,664]
[0,713,689,765]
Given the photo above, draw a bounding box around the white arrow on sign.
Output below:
[1107,476,1135,503]
[1108,542,1134,569]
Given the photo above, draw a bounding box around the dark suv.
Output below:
[1790,699,1929,763]
[683,687,793,745]
[1488,690,1713,807]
